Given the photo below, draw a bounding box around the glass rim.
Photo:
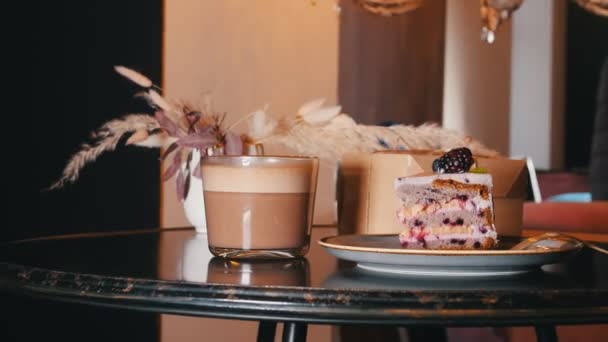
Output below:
[201,155,319,166]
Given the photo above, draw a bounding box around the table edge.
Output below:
[3,262,608,326]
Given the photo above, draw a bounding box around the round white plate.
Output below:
[318,234,582,277]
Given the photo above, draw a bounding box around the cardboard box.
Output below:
[337,150,528,237]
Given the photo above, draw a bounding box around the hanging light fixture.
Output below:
[354,0,424,16]
[309,0,604,42]
[478,0,607,44]
[480,0,524,44]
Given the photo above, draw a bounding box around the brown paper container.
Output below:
[337,150,528,237]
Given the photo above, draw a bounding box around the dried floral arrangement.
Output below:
[49,66,254,201]
[250,99,499,161]
[50,66,498,201]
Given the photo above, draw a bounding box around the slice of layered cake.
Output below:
[394,148,497,249]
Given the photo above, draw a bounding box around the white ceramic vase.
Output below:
[182,149,207,234]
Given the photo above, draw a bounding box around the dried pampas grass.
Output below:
[250,99,499,161]
[49,114,161,190]
[114,66,153,88]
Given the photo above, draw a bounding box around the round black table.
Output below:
[2,227,607,342]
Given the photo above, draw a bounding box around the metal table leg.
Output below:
[535,325,558,342]
[282,322,308,342]
[257,321,277,342]
[407,327,448,342]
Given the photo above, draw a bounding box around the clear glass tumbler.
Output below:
[201,156,319,259]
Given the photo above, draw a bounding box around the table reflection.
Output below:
[181,233,214,282]
[180,232,310,286]
[207,258,310,287]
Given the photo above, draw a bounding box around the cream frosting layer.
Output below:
[395,172,493,189]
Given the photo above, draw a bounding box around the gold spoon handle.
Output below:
[516,232,608,255]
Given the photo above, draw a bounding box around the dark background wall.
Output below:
[35,0,162,242]
[565,3,608,170]
[15,0,163,341]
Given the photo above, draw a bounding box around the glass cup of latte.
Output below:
[201,156,319,259]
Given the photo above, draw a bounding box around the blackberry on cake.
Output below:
[432,147,474,174]
[395,147,497,250]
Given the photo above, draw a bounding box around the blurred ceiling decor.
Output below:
[354,0,424,16]
[575,0,608,16]
[480,0,524,44]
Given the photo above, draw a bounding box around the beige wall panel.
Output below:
[443,0,512,155]
[161,0,339,229]
[161,1,338,341]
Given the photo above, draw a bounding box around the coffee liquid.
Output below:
[204,191,313,249]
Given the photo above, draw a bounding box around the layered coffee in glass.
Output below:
[201,156,319,259]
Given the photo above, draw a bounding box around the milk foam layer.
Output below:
[202,164,316,193]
